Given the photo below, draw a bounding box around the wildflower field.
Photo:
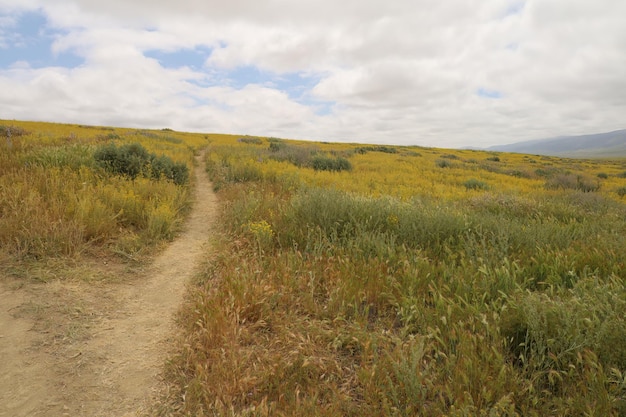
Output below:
[2,121,626,415]
[0,120,205,270]
[166,136,626,416]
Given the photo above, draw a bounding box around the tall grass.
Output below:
[0,121,204,265]
[162,143,626,416]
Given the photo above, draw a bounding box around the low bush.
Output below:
[355,145,398,154]
[268,142,317,167]
[0,124,28,138]
[238,137,264,145]
[311,155,352,172]
[266,142,352,172]
[545,174,599,192]
[506,169,532,178]
[464,178,489,190]
[94,143,189,185]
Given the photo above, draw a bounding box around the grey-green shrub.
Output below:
[464,178,489,190]
[311,155,352,172]
[94,142,189,185]
[545,174,599,192]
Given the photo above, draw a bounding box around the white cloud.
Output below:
[0,0,625,148]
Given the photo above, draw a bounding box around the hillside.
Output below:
[489,129,626,157]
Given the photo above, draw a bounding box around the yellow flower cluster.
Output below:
[247,220,274,246]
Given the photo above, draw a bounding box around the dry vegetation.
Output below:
[162,137,626,416]
[2,121,626,415]
[0,120,206,274]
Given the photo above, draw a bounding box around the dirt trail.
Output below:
[0,153,217,416]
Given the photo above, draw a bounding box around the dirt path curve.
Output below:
[0,152,217,416]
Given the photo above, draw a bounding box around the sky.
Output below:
[1,0,625,148]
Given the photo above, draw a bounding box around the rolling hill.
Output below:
[488,129,626,157]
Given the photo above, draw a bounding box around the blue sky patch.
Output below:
[217,66,335,115]
[144,46,212,70]
[477,87,503,99]
[184,64,335,115]
[0,10,83,69]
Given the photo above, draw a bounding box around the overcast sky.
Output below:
[1,0,625,148]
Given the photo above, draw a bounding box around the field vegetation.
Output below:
[0,120,206,272]
[3,121,626,415]
[164,136,626,416]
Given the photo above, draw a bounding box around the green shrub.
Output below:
[616,187,626,198]
[238,137,264,145]
[268,143,318,167]
[507,169,531,178]
[95,142,148,179]
[151,155,189,185]
[464,178,489,190]
[597,172,608,179]
[311,155,352,172]
[269,141,288,152]
[436,159,452,168]
[617,171,626,178]
[355,146,398,154]
[486,155,501,162]
[94,143,189,185]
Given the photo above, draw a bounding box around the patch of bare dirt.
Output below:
[0,153,217,416]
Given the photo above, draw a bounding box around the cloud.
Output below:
[0,0,625,148]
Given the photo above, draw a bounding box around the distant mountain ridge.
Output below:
[488,129,626,157]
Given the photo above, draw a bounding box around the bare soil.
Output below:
[0,154,217,416]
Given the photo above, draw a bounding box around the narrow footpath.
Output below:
[0,153,217,416]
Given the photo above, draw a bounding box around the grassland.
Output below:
[164,137,626,416]
[2,121,626,415]
[0,120,207,275]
